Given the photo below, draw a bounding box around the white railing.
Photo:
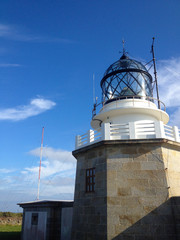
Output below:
[135,121,156,139]
[110,123,129,140]
[75,121,180,149]
[75,128,102,149]
[164,125,174,141]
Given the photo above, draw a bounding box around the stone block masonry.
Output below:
[71,139,180,240]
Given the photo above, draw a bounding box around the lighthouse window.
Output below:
[86,168,95,193]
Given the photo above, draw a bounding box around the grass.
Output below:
[0,225,21,240]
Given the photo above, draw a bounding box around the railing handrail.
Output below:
[92,95,166,118]
[164,124,173,129]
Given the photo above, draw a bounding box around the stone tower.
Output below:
[71,51,180,239]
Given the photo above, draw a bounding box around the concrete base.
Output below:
[72,139,180,240]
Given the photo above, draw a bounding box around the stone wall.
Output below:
[161,143,180,197]
[72,145,107,239]
[106,142,169,239]
[72,139,180,240]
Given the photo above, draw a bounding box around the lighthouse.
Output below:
[71,46,180,239]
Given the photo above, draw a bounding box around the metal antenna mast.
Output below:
[92,73,98,117]
[37,127,44,200]
[151,37,160,109]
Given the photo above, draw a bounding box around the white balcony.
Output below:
[75,121,180,150]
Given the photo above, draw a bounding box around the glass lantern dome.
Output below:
[100,54,153,103]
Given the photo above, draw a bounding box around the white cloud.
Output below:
[29,147,75,163]
[154,57,180,126]
[0,97,56,121]
[41,176,75,187]
[26,147,76,178]
[24,147,76,188]
[0,147,76,211]
[0,23,74,43]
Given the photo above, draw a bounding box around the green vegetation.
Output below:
[0,225,21,240]
[0,212,22,218]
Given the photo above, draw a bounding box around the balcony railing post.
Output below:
[101,123,110,140]
[155,121,165,138]
[75,135,81,149]
[129,122,136,139]
[87,130,94,144]
[173,126,180,142]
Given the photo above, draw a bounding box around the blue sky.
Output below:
[0,0,180,212]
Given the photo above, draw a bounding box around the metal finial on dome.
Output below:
[120,39,129,59]
[122,39,125,54]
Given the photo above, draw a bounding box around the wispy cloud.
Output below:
[0,97,56,121]
[158,57,180,107]
[0,23,74,43]
[0,63,21,67]
[157,57,180,126]
[0,168,16,174]
[170,107,180,126]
